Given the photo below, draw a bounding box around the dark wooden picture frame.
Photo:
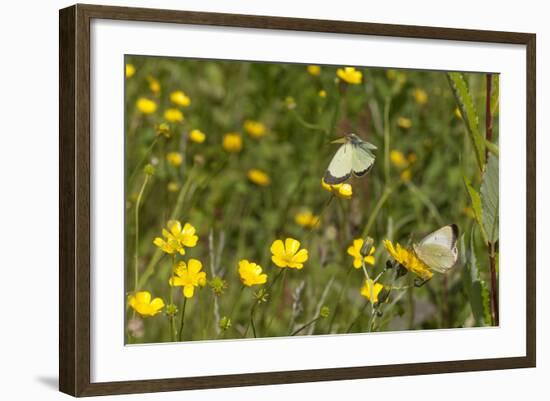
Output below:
[59,3,536,397]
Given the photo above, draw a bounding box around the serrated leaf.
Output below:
[463,176,488,244]
[447,72,485,170]
[481,154,499,244]
[462,231,486,326]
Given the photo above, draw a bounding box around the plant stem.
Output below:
[178,297,187,341]
[291,317,321,336]
[488,243,499,325]
[129,137,159,183]
[485,73,499,326]
[383,97,391,186]
[361,185,393,238]
[169,255,176,342]
[134,174,150,292]
[328,266,354,333]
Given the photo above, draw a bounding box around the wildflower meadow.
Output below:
[124,56,499,344]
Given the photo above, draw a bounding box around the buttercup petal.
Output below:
[285,238,301,256]
[292,248,309,264]
[270,240,285,257]
[183,285,195,298]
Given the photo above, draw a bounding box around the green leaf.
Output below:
[491,74,499,116]
[481,153,499,244]
[461,232,487,326]
[447,72,485,170]
[463,176,488,243]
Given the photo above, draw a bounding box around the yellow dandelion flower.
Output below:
[169,259,206,298]
[136,97,157,114]
[128,291,164,317]
[294,211,320,228]
[167,182,180,192]
[166,152,183,167]
[390,150,408,169]
[413,88,428,105]
[271,238,309,269]
[153,220,198,255]
[238,260,268,287]
[244,120,266,138]
[170,90,191,107]
[318,90,327,98]
[321,178,353,199]
[247,169,271,186]
[189,129,206,143]
[360,280,384,303]
[222,132,242,153]
[307,65,321,76]
[347,239,376,268]
[125,64,135,78]
[147,76,160,94]
[397,117,412,129]
[400,169,412,182]
[336,67,362,85]
[164,108,184,123]
[383,239,433,280]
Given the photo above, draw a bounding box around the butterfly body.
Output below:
[413,224,459,273]
[324,133,377,184]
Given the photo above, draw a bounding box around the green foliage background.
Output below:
[124,55,499,343]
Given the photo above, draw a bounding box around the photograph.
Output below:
[124,55,500,344]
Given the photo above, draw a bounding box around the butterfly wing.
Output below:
[324,143,353,184]
[413,224,459,273]
[352,144,376,177]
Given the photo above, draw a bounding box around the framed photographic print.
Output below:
[59,4,536,397]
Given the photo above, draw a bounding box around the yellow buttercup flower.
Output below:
[169,259,206,298]
[238,260,268,287]
[125,64,135,78]
[386,69,397,80]
[147,76,161,94]
[156,123,171,138]
[222,133,242,153]
[170,90,191,107]
[244,120,266,138]
[294,211,320,228]
[164,108,184,123]
[390,150,408,169]
[136,97,157,114]
[336,67,362,84]
[153,220,198,255]
[307,65,321,76]
[321,178,353,199]
[167,182,180,192]
[189,129,206,143]
[413,88,428,105]
[166,152,183,167]
[271,238,309,269]
[347,239,376,268]
[383,239,433,280]
[400,169,412,182]
[247,169,271,186]
[397,117,412,129]
[360,280,384,303]
[128,291,165,317]
[318,90,327,98]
